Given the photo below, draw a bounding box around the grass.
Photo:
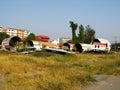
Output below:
[0,51,120,90]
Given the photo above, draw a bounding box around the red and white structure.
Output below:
[62,38,111,53]
[91,38,111,53]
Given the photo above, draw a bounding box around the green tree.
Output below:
[24,33,36,47]
[0,32,10,44]
[78,24,84,43]
[84,25,95,44]
[26,33,36,41]
[69,21,78,43]
[9,39,15,46]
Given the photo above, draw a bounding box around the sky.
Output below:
[0,0,120,43]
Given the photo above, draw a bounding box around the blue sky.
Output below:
[0,0,120,43]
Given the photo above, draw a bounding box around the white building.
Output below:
[24,30,31,37]
[52,38,60,45]
[52,37,71,45]
[3,28,31,39]
[5,28,17,36]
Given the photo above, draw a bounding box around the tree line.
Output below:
[69,21,95,44]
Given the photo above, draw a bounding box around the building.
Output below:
[24,30,31,37]
[59,37,71,44]
[0,26,3,32]
[52,37,71,45]
[3,28,31,39]
[35,35,50,42]
[3,28,17,36]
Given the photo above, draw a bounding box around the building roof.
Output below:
[36,35,49,39]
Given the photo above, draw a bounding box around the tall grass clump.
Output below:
[89,52,120,75]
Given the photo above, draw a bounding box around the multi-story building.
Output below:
[17,29,24,38]
[24,30,31,37]
[3,28,17,36]
[3,28,31,39]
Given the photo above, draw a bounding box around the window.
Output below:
[95,45,96,48]
[98,45,100,48]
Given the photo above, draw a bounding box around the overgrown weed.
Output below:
[0,51,119,89]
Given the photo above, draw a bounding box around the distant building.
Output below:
[59,37,71,44]
[3,28,31,39]
[52,37,71,45]
[24,30,31,37]
[35,35,50,42]
[0,26,3,32]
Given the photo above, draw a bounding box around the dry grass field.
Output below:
[0,51,120,90]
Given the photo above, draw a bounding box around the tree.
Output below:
[26,33,36,41]
[23,33,36,47]
[0,32,10,44]
[84,25,95,44]
[69,21,78,43]
[78,24,84,43]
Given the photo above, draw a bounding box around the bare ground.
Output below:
[82,75,120,90]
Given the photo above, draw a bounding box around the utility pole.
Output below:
[115,36,117,51]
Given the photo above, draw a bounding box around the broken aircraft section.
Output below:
[1,36,111,54]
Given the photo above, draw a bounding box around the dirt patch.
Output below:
[82,75,120,90]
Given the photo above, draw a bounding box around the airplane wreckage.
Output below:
[1,36,111,54]
[63,38,111,53]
